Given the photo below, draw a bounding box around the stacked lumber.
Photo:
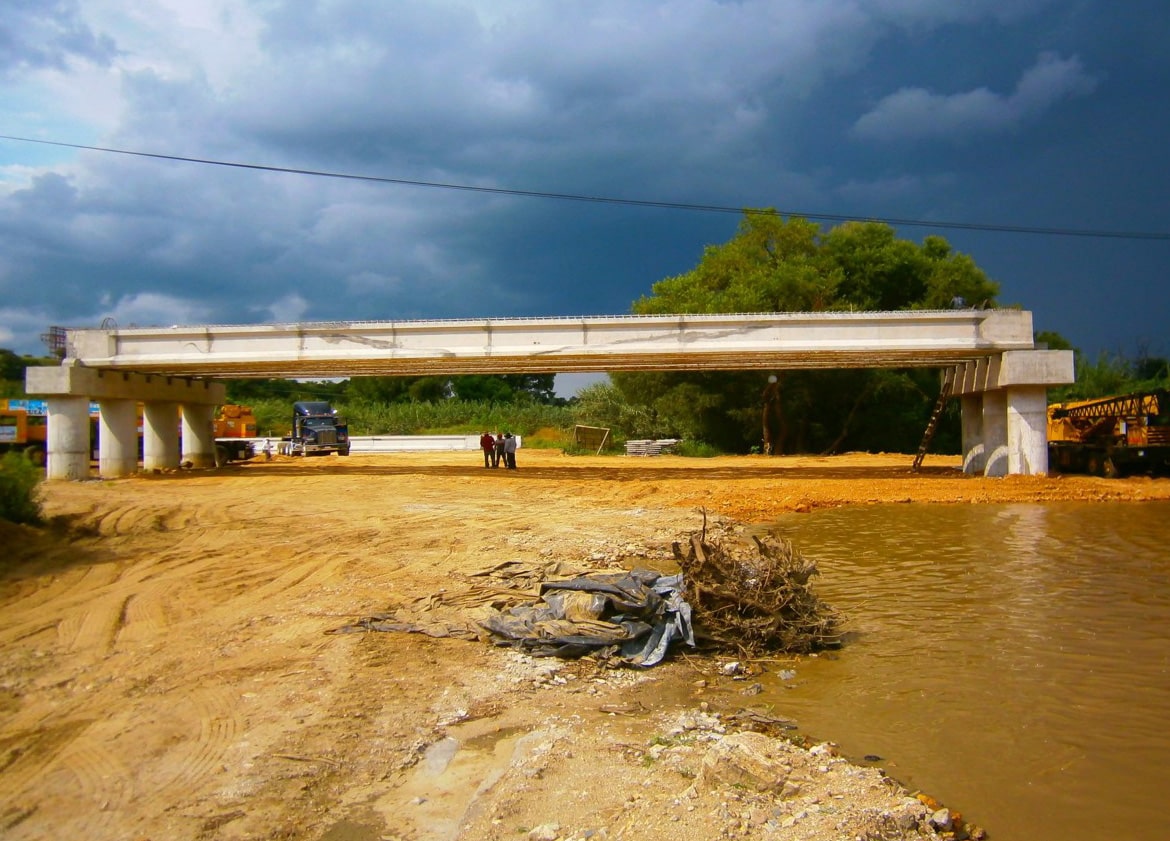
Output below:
[624,438,681,456]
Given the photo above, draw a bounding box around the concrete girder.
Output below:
[949,350,1074,397]
[60,310,1037,379]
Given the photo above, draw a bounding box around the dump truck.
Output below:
[279,401,350,456]
[1047,389,1170,477]
[0,399,48,465]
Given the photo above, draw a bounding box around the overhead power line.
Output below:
[2,133,1168,241]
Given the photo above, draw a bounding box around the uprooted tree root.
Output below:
[672,521,842,656]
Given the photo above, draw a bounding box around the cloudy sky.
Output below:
[2,0,1168,393]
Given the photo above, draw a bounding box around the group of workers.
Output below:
[479,431,518,469]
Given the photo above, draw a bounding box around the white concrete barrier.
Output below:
[246,435,521,454]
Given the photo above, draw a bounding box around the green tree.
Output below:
[345,376,418,404]
[450,374,557,404]
[0,349,60,398]
[0,349,24,382]
[222,377,346,403]
[407,377,450,403]
[617,210,1001,453]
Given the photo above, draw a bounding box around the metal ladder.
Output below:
[911,368,955,472]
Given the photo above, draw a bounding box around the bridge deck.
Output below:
[63,309,1036,378]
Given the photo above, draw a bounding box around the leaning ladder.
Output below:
[911,367,956,472]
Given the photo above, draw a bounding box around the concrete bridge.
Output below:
[25,309,1073,479]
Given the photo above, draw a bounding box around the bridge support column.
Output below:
[98,398,139,478]
[143,402,180,471]
[982,390,1010,477]
[44,397,91,480]
[1007,386,1049,476]
[960,393,985,474]
[181,404,216,468]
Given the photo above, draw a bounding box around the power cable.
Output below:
[2,133,1168,241]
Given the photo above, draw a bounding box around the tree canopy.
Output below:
[613,211,1002,454]
[633,211,999,315]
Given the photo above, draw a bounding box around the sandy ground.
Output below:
[3,449,1168,841]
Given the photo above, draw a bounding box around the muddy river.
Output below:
[754,502,1170,841]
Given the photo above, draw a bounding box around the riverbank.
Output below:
[2,451,1165,840]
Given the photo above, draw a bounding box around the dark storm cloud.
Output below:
[0,0,1168,363]
[851,53,1098,142]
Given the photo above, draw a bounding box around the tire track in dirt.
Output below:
[92,503,159,537]
[0,719,94,817]
[201,552,353,624]
[54,590,131,655]
[39,740,134,837]
[112,589,166,647]
[3,536,287,655]
[0,564,121,627]
[149,684,242,805]
[0,560,127,658]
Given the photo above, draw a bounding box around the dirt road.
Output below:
[3,451,1166,840]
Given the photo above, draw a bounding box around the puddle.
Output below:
[459,724,528,752]
[319,820,382,841]
[372,720,541,841]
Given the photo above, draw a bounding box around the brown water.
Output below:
[756,502,1170,841]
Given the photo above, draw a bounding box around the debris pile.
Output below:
[673,523,841,655]
[480,568,694,666]
[331,521,840,663]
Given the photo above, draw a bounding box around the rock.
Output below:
[528,822,560,841]
[697,732,793,793]
[779,780,802,799]
[930,808,953,831]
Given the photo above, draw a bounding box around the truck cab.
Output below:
[281,401,351,456]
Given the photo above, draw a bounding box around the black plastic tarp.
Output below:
[478,568,694,666]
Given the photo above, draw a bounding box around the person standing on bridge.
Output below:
[479,431,495,468]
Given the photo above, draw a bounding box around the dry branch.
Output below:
[672,525,841,656]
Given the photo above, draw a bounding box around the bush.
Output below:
[0,451,44,525]
[677,440,722,458]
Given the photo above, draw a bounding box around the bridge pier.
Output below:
[1007,386,1049,476]
[25,365,225,479]
[952,350,1074,477]
[97,398,139,478]
[960,393,985,473]
[44,397,91,481]
[182,405,217,468]
[143,401,181,472]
